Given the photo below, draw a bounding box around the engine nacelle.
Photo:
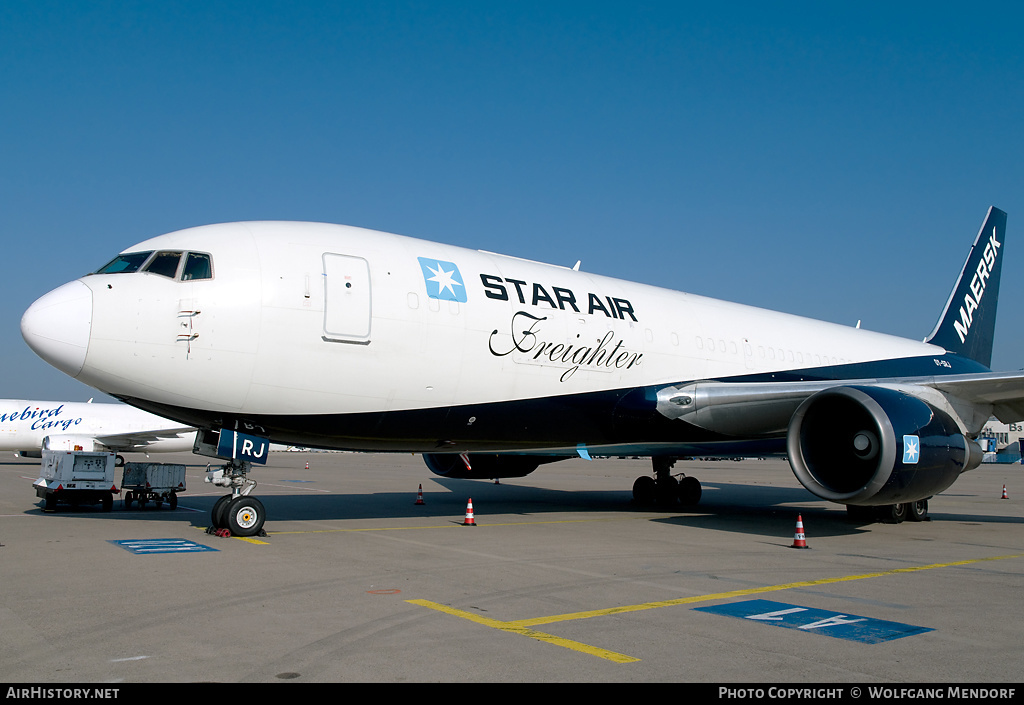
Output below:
[786,386,983,506]
[423,453,567,479]
[42,434,100,452]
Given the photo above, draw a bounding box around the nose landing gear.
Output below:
[205,459,267,537]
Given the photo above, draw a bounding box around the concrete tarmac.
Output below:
[0,452,1021,684]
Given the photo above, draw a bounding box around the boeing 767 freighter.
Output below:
[20,207,1021,536]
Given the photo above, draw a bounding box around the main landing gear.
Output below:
[205,459,267,537]
[632,457,702,507]
[846,499,929,524]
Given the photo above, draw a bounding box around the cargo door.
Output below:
[323,253,371,343]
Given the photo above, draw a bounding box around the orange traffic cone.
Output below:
[791,514,809,549]
[1001,484,1009,499]
[415,484,425,505]
[462,498,478,526]
[305,461,309,470]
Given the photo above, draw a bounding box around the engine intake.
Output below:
[786,386,982,506]
[42,434,100,452]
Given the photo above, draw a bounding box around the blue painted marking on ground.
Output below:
[110,538,218,554]
[694,599,932,643]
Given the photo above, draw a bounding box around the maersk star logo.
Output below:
[418,257,467,302]
[903,435,920,465]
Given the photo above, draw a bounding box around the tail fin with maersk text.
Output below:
[926,206,1007,368]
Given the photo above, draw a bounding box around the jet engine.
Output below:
[423,453,568,479]
[42,434,100,452]
[786,385,983,506]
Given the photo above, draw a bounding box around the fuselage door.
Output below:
[323,253,371,343]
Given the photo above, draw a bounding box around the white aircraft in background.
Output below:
[20,206,1024,537]
[0,399,196,461]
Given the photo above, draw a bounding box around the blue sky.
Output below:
[2,1,1023,402]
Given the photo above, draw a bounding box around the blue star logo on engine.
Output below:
[418,257,467,302]
[903,435,920,464]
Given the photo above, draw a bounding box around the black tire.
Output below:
[226,496,266,537]
[211,494,233,529]
[632,476,656,505]
[883,503,908,524]
[907,499,929,522]
[677,476,702,506]
[168,493,178,510]
[101,494,113,512]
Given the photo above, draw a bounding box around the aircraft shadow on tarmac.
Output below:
[23,473,1022,540]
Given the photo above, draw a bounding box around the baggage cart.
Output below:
[122,462,187,509]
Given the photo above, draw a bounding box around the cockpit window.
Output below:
[142,251,183,278]
[91,249,213,281]
[93,251,154,274]
[181,252,213,281]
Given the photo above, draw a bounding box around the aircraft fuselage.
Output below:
[21,220,985,455]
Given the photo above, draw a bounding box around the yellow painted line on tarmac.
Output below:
[405,599,641,663]
[508,552,1024,627]
[192,526,271,544]
[408,552,1024,662]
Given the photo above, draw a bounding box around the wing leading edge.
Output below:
[88,427,197,454]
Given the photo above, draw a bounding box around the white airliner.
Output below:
[0,399,196,460]
[20,207,1023,536]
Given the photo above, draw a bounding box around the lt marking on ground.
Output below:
[694,599,932,642]
[408,553,1022,662]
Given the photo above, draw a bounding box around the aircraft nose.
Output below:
[21,280,93,377]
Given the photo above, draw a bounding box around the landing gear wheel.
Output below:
[226,496,266,537]
[907,499,929,522]
[211,494,234,529]
[632,476,656,505]
[677,476,702,506]
[883,503,908,524]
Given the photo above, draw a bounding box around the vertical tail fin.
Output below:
[925,206,1007,368]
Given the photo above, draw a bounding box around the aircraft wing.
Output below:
[93,427,196,452]
[919,370,1024,423]
[657,370,1024,438]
